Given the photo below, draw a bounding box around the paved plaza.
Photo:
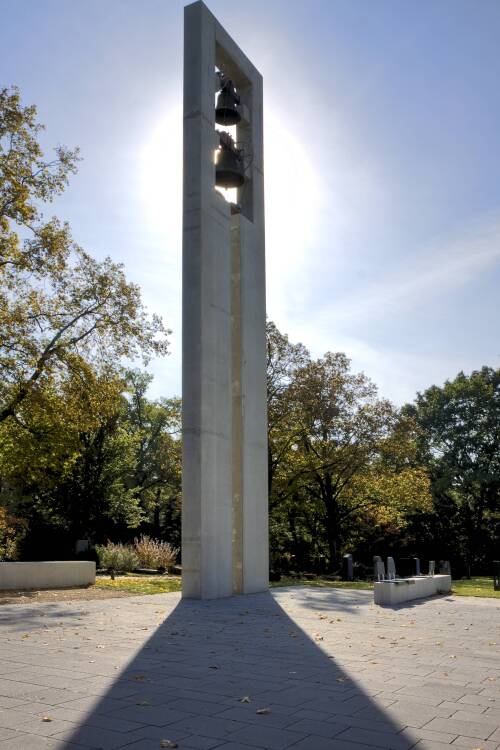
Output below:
[0,587,499,750]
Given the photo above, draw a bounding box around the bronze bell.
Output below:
[215,76,241,126]
[215,140,245,189]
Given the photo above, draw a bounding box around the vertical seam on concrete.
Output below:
[231,216,243,595]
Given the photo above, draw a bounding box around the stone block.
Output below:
[374,574,452,605]
[0,562,95,591]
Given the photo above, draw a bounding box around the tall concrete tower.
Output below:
[182,1,268,599]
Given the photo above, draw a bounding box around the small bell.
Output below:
[215,133,245,188]
[215,75,241,126]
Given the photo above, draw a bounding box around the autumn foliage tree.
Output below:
[14,373,182,555]
[0,87,172,553]
[267,323,431,572]
[0,86,169,428]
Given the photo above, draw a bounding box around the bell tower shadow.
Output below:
[52,587,419,749]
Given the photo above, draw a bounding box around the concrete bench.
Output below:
[0,561,96,591]
[374,574,451,606]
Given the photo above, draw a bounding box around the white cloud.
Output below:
[269,209,500,404]
[325,209,500,325]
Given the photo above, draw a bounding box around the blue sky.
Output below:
[2,0,499,404]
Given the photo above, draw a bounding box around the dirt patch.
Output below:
[0,586,141,605]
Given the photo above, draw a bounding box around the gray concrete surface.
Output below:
[0,587,499,749]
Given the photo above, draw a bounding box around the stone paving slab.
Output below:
[0,587,499,749]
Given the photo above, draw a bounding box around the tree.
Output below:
[0,366,124,495]
[2,370,182,558]
[123,370,181,544]
[266,321,311,571]
[266,323,432,572]
[0,86,169,427]
[289,352,430,568]
[266,321,309,506]
[405,367,500,573]
[0,86,172,556]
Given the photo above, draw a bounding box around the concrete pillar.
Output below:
[182,1,268,599]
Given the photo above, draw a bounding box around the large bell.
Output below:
[215,80,241,126]
[215,142,245,188]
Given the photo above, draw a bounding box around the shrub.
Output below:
[0,507,25,561]
[96,542,138,577]
[134,535,178,572]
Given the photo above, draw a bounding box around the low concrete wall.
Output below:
[374,574,451,606]
[0,561,96,591]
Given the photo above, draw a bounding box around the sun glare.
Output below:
[264,111,322,266]
[139,105,183,245]
[139,107,322,282]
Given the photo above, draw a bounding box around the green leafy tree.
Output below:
[267,323,431,572]
[405,367,500,573]
[4,371,182,557]
[288,352,430,568]
[266,321,309,505]
[266,321,311,571]
[124,370,181,544]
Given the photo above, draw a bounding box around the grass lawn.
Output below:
[451,576,500,599]
[95,573,182,595]
[93,573,499,599]
[93,573,373,596]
